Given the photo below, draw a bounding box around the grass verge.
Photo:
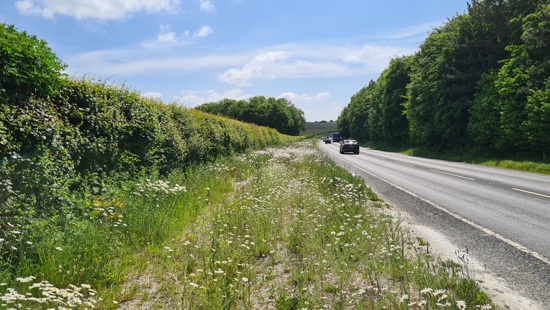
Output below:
[0,140,495,309]
[104,141,493,309]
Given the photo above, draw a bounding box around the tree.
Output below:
[378,56,412,144]
[468,71,501,149]
[337,105,351,138]
[405,25,450,149]
[194,96,306,135]
[405,0,515,150]
[0,23,66,104]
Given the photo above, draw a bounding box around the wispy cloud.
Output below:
[216,42,413,86]
[65,49,247,77]
[341,44,414,71]
[218,51,288,86]
[15,0,180,20]
[383,20,446,40]
[141,24,211,48]
[199,0,215,12]
[193,25,213,38]
[177,89,251,106]
[278,92,330,104]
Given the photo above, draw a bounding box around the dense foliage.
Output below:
[0,23,299,291]
[338,0,550,157]
[0,24,66,104]
[194,96,307,136]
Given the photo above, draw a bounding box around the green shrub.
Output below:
[0,24,66,104]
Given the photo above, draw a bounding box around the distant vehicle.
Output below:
[340,140,359,154]
[331,132,341,142]
[324,136,331,144]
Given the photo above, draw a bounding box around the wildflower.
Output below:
[15,276,36,283]
[456,300,467,309]
[189,282,199,288]
[241,277,248,283]
[55,247,63,251]
[480,304,493,310]
[399,294,409,303]
[420,288,433,295]
[433,289,446,296]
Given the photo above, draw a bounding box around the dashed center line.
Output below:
[512,188,550,199]
[331,152,550,267]
[429,169,476,181]
[397,162,415,167]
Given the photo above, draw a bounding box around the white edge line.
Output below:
[332,153,550,266]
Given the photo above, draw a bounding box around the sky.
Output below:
[1,0,469,122]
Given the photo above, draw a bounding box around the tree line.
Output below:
[194,96,306,136]
[338,0,550,158]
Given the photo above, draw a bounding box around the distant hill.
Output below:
[301,121,338,135]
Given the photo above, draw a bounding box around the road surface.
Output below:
[319,141,550,308]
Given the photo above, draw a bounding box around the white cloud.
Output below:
[157,24,178,42]
[177,89,251,106]
[140,24,189,48]
[66,37,414,86]
[15,0,180,20]
[193,25,213,38]
[66,49,248,76]
[218,51,288,86]
[278,92,330,104]
[140,23,212,49]
[199,0,215,12]
[157,31,178,43]
[385,20,444,40]
[342,44,414,73]
[216,41,415,86]
[141,91,162,99]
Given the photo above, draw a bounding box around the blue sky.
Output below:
[1,0,469,121]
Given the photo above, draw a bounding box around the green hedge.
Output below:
[1,77,298,221]
[0,23,301,296]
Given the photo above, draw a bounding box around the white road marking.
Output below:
[429,169,476,181]
[332,152,550,266]
[397,161,415,167]
[512,188,550,199]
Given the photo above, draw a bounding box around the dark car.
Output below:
[324,136,331,144]
[339,140,359,154]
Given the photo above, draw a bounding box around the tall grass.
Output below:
[1,140,495,309]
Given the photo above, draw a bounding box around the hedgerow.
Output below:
[0,23,300,295]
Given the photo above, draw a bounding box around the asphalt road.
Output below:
[319,141,550,308]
